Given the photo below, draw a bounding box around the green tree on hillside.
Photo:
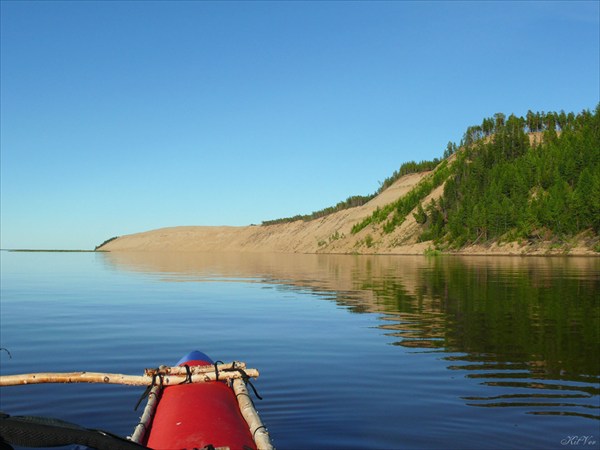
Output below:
[425,105,600,248]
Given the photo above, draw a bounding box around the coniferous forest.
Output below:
[264,105,599,252]
[422,105,599,249]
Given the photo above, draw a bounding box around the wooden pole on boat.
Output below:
[0,368,259,387]
[232,378,274,450]
[144,361,246,377]
[129,384,162,445]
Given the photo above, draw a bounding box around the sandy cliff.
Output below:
[99,172,434,254]
[98,164,598,256]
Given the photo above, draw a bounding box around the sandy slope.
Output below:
[98,165,598,256]
[99,172,432,254]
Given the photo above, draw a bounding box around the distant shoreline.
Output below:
[3,249,599,257]
[5,249,102,253]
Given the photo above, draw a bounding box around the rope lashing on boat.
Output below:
[252,424,268,440]
[134,370,164,411]
[213,360,225,381]
[202,444,239,450]
[132,389,159,427]
[211,360,262,400]
[178,364,193,385]
[229,368,263,400]
[131,420,146,434]
[130,382,162,445]
[240,370,262,400]
[0,411,148,450]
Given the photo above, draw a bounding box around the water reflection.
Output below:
[361,256,599,421]
[101,252,600,420]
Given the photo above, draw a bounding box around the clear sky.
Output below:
[1,1,598,250]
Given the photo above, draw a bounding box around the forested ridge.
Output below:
[259,105,599,253]
[412,105,600,250]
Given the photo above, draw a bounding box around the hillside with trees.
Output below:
[262,105,599,253]
[414,106,599,251]
[99,106,599,255]
[261,159,441,226]
[344,105,599,253]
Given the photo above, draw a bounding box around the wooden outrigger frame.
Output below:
[0,361,274,450]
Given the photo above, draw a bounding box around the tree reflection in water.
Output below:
[349,256,600,420]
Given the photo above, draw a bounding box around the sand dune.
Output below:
[98,168,597,256]
[99,172,433,254]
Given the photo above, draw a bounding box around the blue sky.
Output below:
[1,1,598,249]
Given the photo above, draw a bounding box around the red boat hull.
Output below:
[145,352,256,450]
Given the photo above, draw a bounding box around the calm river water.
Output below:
[0,251,598,450]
